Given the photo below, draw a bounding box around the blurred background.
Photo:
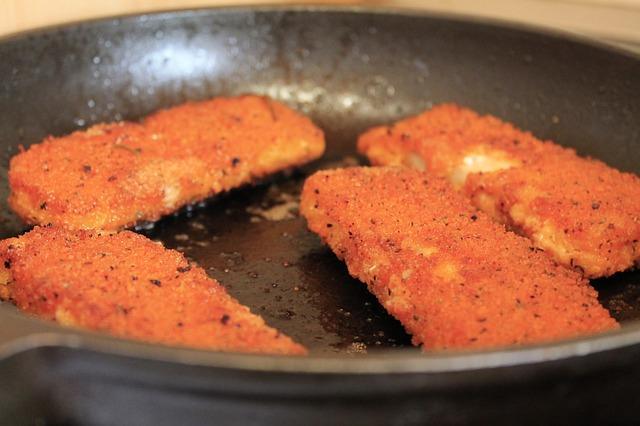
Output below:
[2,0,640,53]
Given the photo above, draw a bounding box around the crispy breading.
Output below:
[300,167,617,351]
[0,226,306,355]
[9,95,325,230]
[357,104,640,277]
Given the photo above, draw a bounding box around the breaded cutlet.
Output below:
[9,95,325,230]
[0,226,306,355]
[358,104,640,277]
[300,167,617,351]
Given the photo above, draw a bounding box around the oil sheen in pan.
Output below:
[139,158,414,355]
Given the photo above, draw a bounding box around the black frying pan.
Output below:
[0,6,639,425]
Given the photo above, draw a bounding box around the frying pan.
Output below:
[0,6,639,425]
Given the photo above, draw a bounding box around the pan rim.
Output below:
[1,5,639,375]
[1,310,640,374]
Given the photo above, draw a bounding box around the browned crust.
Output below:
[300,167,617,351]
[9,95,325,230]
[0,226,306,355]
[357,104,640,277]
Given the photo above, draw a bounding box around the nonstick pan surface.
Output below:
[0,6,639,425]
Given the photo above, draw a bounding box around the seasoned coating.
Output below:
[9,95,325,230]
[0,226,306,355]
[358,104,640,278]
[300,167,617,351]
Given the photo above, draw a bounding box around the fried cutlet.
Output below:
[358,104,640,277]
[300,167,617,351]
[0,226,306,355]
[9,95,325,230]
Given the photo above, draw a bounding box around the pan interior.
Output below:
[0,8,638,355]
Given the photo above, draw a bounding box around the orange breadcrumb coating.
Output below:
[0,226,306,355]
[9,95,325,230]
[300,167,617,351]
[358,104,640,277]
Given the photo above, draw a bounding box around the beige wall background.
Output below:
[2,0,640,51]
